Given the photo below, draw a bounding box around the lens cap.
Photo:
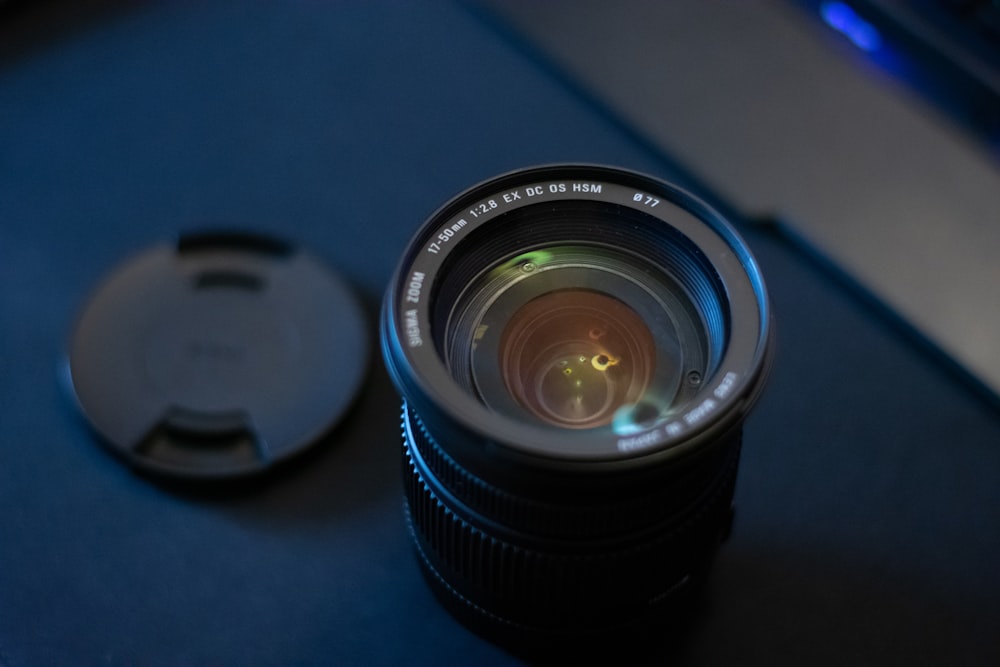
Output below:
[67,231,368,480]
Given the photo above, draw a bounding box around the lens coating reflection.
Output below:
[499,289,655,429]
[451,243,709,434]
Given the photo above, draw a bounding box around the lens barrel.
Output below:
[381,165,772,650]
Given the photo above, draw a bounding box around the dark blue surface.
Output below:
[1,1,998,665]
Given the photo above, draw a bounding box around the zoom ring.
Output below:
[405,403,738,541]
[402,414,739,630]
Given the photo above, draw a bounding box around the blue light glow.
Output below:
[820,1,883,52]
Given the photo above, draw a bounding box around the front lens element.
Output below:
[497,289,655,429]
[449,242,703,440]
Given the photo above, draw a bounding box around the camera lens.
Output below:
[381,165,772,649]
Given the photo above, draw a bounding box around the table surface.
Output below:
[1,2,998,665]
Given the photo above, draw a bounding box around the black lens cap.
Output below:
[66,231,369,480]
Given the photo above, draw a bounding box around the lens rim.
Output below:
[382,164,772,464]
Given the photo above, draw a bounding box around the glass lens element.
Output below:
[498,289,655,429]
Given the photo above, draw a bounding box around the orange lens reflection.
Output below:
[498,289,656,429]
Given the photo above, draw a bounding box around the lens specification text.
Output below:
[425,218,469,255]
[423,181,610,255]
[467,199,498,218]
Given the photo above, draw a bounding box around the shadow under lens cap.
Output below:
[67,231,368,479]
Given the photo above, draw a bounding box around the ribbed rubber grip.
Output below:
[404,404,736,541]
[401,406,739,632]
